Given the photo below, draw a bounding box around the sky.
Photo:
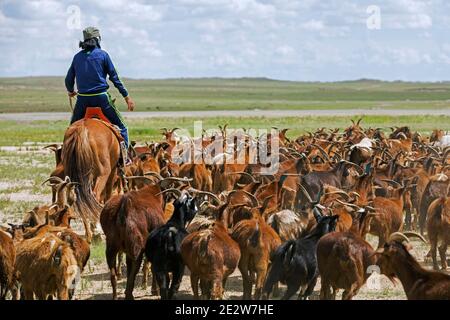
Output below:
[1,0,450,81]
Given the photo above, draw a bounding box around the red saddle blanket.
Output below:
[84,107,123,143]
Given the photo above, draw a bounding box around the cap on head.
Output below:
[83,27,101,41]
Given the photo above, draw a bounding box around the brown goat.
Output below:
[232,215,281,299]
[15,232,78,300]
[181,204,241,299]
[0,230,16,300]
[317,207,376,300]
[22,221,90,275]
[179,163,213,192]
[376,232,450,300]
[426,197,450,270]
[101,183,165,300]
[370,180,413,247]
[419,173,449,234]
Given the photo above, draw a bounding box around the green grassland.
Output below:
[1,77,450,113]
[0,115,449,147]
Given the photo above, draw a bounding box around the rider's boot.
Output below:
[120,141,132,166]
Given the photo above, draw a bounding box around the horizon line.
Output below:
[1,75,450,84]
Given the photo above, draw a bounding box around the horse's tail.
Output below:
[62,122,102,225]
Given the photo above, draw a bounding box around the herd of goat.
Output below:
[0,119,450,300]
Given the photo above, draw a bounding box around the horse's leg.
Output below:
[103,168,117,203]
[93,171,110,204]
[81,217,93,243]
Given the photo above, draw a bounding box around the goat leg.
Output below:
[429,236,439,270]
[300,275,318,300]
[168,265,185,299]
[404,208,412,231]
[190,274,200,299]
[281,280,301,300]
[141,259,149,289]
[254,267,267,300]
[124,254,143,300]
[116,252,123,280]
[438,242,448,270]
[105,246,118,300]
[155,271,168,300]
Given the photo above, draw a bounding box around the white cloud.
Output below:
[276,45,295,56]
[0,0,449,81]
[300,19,324,31]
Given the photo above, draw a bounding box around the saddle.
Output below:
[83,107,123,143]
[83,107,128,168]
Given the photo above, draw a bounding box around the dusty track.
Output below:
[1,108,450,121]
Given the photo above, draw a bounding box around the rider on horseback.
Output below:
[65,26,134,165]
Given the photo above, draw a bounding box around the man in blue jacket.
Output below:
[65,26,135,164]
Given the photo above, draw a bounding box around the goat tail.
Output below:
[248,220,260,248]
[198,232,211,260]
[262,241,295,296]
[117,195,130,226]
[62,123,102,225]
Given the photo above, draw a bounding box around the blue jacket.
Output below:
[65,47,128,97]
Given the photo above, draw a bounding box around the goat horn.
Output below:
[170,127,180,133]
[228,190,259,207]
[229,171,258,183]
[41,176,64,186]
[43,144,59,150]
[426,145,440,157]
[324,190,350,200]
[310,143,330,162]
[341,160,364,175]
[402,231,427,243]
[335,199,361,210]
[349,191,361,199]
[157,188,182,198]
[143,171,164,181]
[48,204,59,212]
[298,183,313,203]
[381,179,402,188]
[162,176,193,183]
[388,232,410,243]
[187,188,221,205]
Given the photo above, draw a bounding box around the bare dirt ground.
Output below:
[74,235,433,301]
[1,108,450,121]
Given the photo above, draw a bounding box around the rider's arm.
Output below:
[104,52,129,98]
[65,59,76,94]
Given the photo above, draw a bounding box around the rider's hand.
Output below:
[125,96,135,111]
[68,91,77,98]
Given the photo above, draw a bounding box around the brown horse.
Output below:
[62,118,121,242]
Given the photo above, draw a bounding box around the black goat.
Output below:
[262,208,338,300]
[144,190,198,299]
